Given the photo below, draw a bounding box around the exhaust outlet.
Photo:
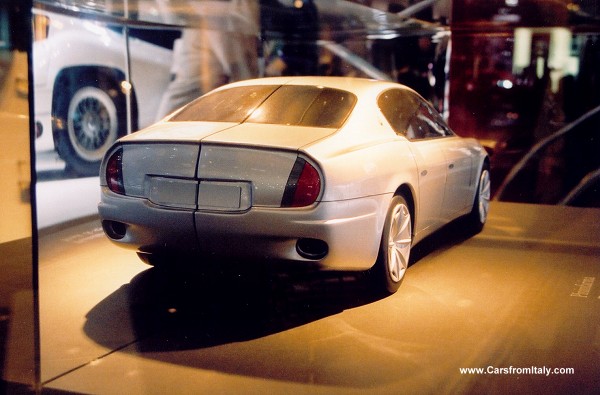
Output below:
[296,238,328,260]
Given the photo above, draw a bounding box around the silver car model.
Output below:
[99,76,490,294]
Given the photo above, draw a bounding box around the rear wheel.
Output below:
[372,194,412,295]
[467,164,491,233]
[137,251,167,267]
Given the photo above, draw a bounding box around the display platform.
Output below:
[38,202,600,394]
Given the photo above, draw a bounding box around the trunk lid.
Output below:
[121,121,337,151]
[202,123,337,150]
[117,122,332,211]
[119,121,238,143]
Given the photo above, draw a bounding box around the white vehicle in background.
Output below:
[33,6,179,176]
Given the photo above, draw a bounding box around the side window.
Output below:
[407,103,453,140]
[377,88,419,136]
[429,103,455,137]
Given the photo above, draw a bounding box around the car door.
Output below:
[377,88,448,234]
[405,103,450,233]
[440,138,475,219]
[424,103,474,220]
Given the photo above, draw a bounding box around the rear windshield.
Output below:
[169,85,357,129]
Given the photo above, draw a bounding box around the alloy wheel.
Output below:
[387,202,412,283]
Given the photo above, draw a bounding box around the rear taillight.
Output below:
[282,157,321,207]
[106,148,124,194]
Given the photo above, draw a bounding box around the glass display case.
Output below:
[32,0,450,179]
[3,0,598,393]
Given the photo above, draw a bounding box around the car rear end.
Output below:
[99,79,388,269]
[99,136,387,269]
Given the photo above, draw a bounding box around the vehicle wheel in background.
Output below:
[54,76,126,176]
[371,194,412,295]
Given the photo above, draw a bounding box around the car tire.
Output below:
[371,194,412,295]
[137,251,169,268]
[54,77,125,176]
[466,163,491,233]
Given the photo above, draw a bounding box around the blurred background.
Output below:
[31,0,600,224]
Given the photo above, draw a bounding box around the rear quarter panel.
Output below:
[309,136,418,203]
[304,112,420,246]
[304,94,419,204]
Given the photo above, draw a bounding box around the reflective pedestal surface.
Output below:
[39,202,600,394]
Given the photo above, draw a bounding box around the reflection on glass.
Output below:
[449,1,600,206]
[0,0,37,393]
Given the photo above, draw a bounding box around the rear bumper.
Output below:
[98,187,390,270]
